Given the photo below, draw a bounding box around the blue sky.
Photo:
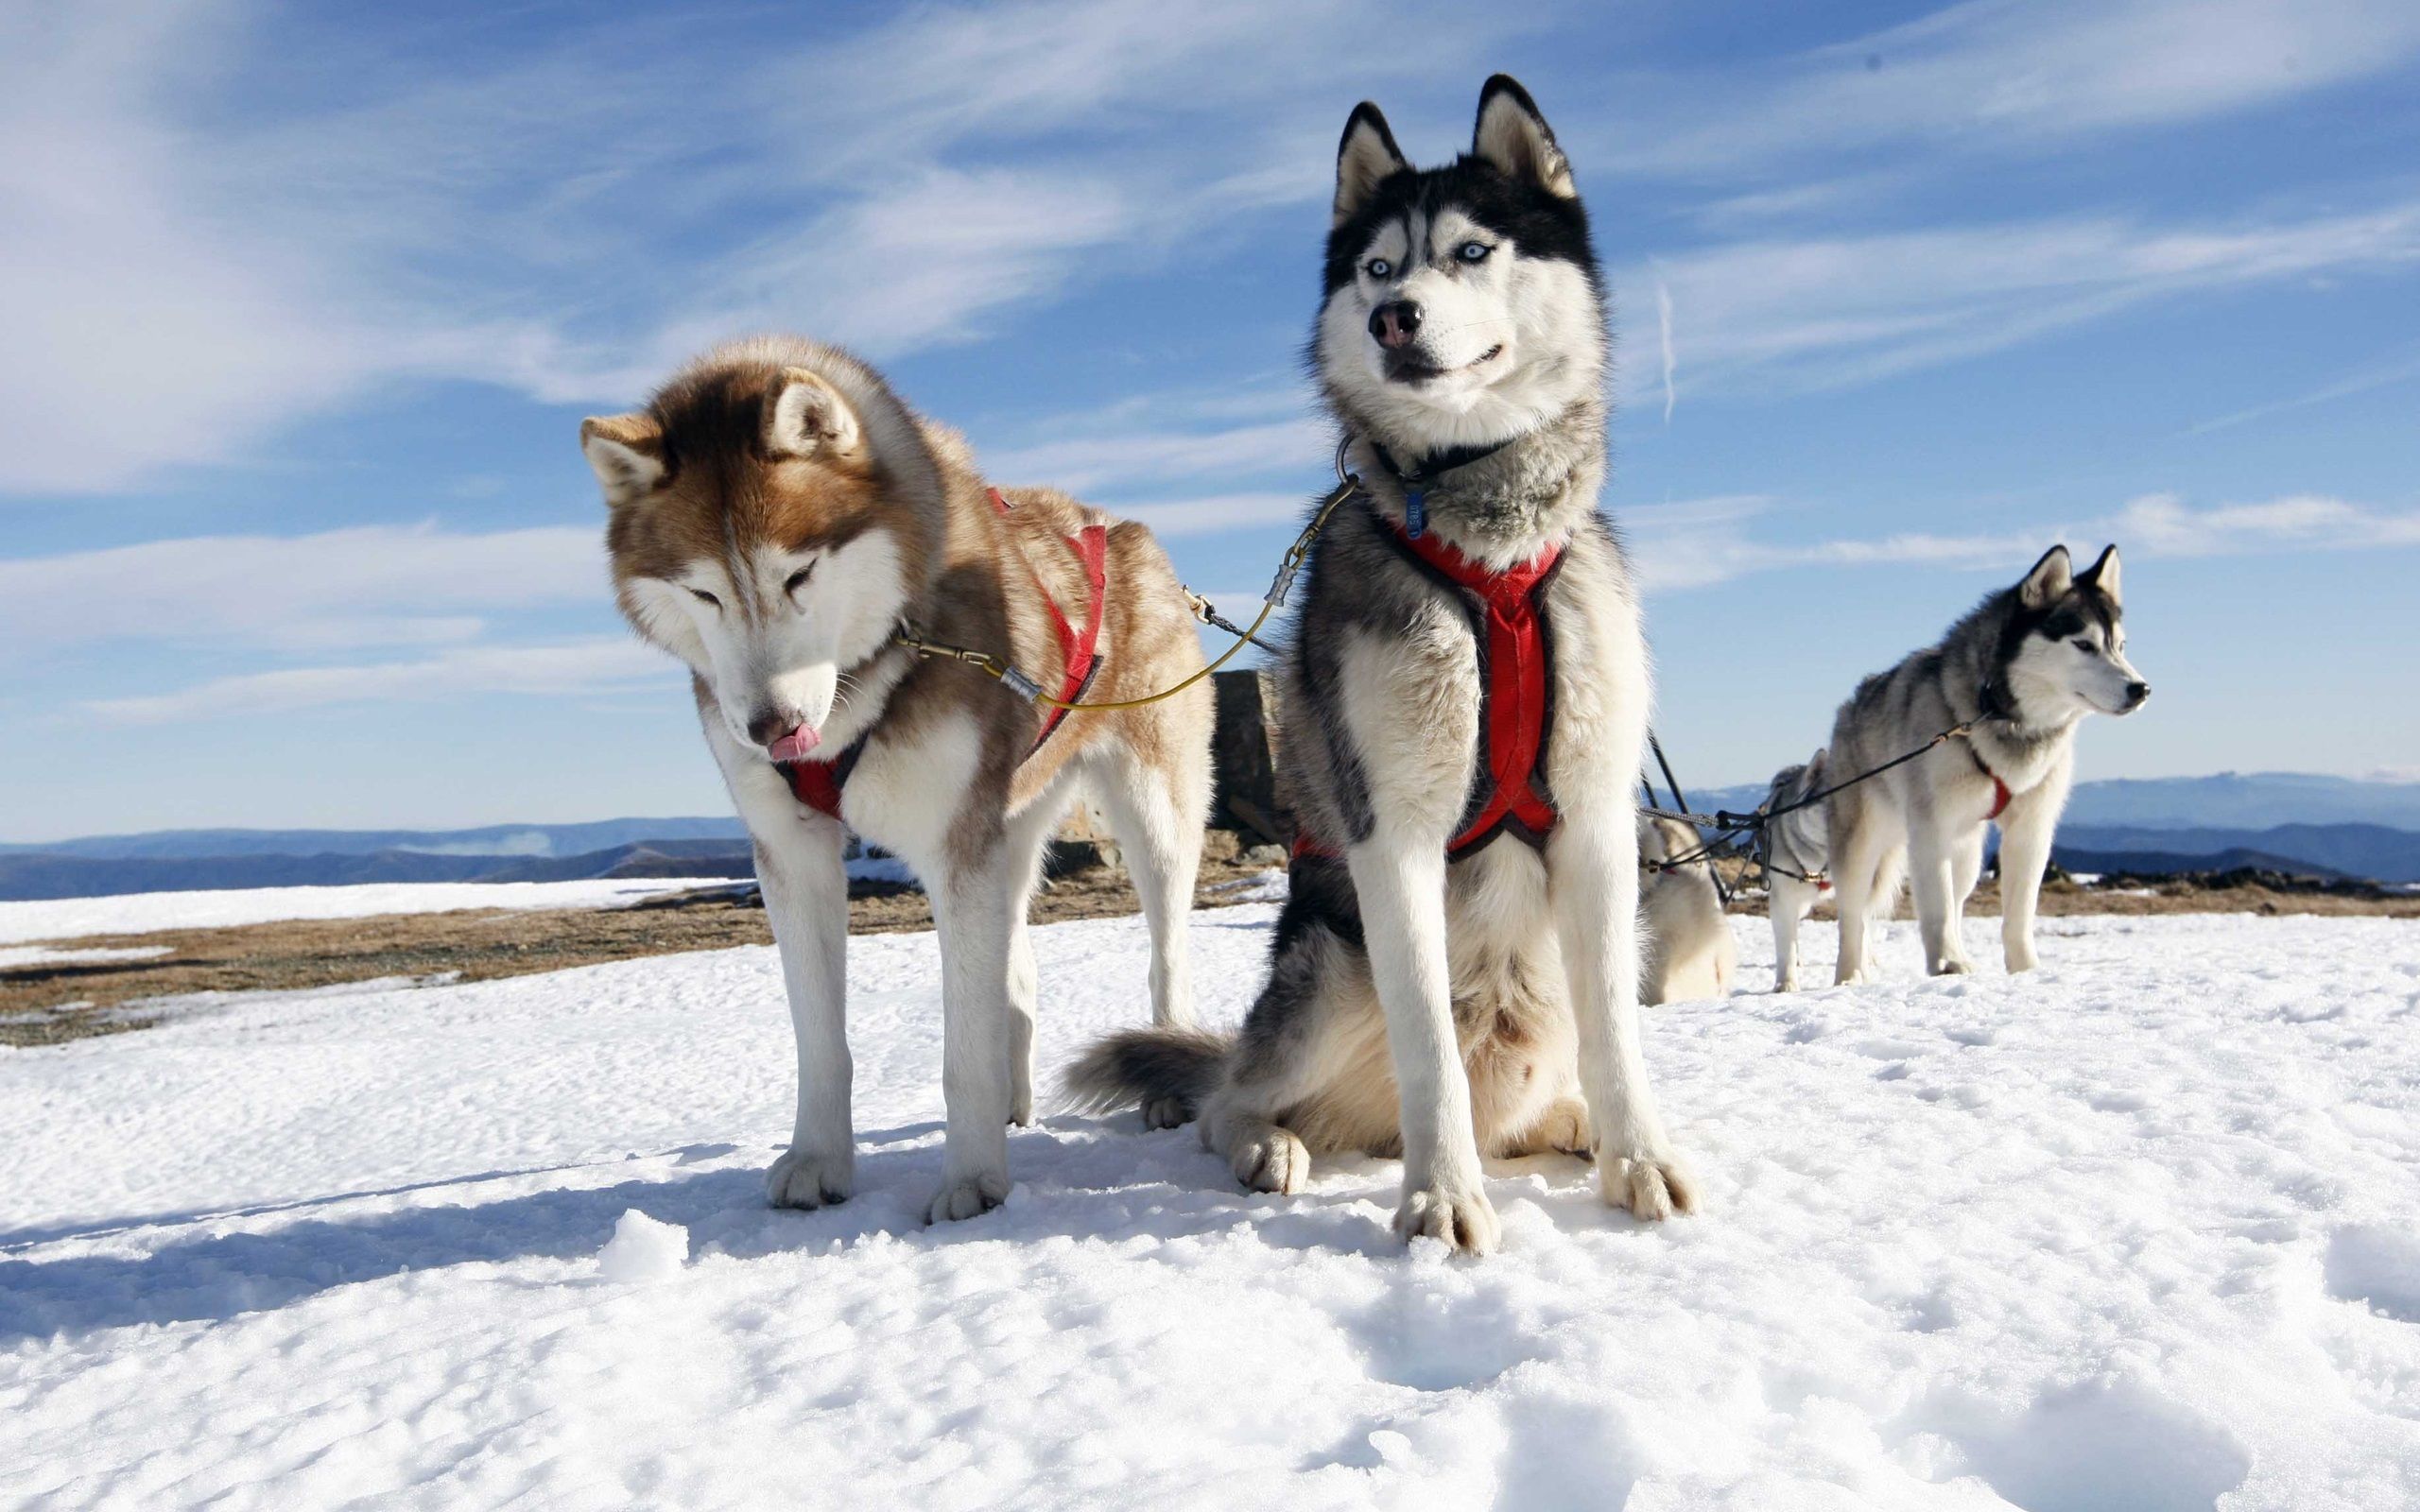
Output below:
[3,0,2417,842]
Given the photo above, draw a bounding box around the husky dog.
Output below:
[583,337,1213,1223]
[1639,815,1737,1005]
[1827,545,2149,983]
[1757,750,1831,992]
[1070,77,1695,1254]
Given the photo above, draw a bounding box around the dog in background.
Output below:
[1826,545,2148,983]
[1639,815,1736,1005]
[1757,750,1831,993]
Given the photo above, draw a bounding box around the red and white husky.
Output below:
[583,336,1214,1224]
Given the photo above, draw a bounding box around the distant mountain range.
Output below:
[0,816,747,862]
[1680,770,2420,832]
[0,841,755,901]
[2,773,2414,901]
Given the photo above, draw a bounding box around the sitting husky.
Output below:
[1639,815,1736,1005]
[1071,77,1695,1254]
[1757,749,1831,992]
[1827,545,2149,983]
[581,338,1213,1223]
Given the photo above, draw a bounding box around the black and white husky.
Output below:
[1827,545,2150,983]
[1072,77,1694,1254]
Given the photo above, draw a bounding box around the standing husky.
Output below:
[582,337,1213,1223]
[1071,77,1695,1254]
[1758,750,1831,993]
[1639,816,1737,1005]
[1827,545,2149,983]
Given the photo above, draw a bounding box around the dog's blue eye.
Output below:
[2071,638,2095,654]
[1458,241,1491,263]
[689,589,721,610]
[786,563,816,594]
[1365,258,1392,279]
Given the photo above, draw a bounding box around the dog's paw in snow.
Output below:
[766,1145,854,1210]
[1142,1094,1195,1130]
[1600,1149,1697,1221]
[925,1171,1009,1225]
[1393,1183,1500,1255]
[1231,1125,1309,1194]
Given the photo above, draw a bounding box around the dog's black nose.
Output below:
[1369,301,1423,350]
[746,707,795,747]
[2125,681,2151,707]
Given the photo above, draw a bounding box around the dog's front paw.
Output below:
[766,1144,854,1210]
[1599,1148,1698,1221]
[2004,940,2039,973]
[1143,1094,1195,1130]
[1929,955,1974,977]
[1772,971,1800,994]
[1393,1183,1500,1255]
[925,1170,1009,1225]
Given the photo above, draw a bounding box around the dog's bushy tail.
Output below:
[1061,1026,1230,1115]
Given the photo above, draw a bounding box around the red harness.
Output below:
[1297,521,1565,861]
[1965,740,2013,820]
[782,489,1108,821]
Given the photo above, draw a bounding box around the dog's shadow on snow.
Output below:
[0,1118,1623,1343]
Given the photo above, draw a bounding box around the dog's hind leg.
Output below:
[1830,814,1891,986]
[1770,874,1811,992]
[1501,1095,1593,1157]
[1001,793,1068,1128]
[1090,738,1205,1031]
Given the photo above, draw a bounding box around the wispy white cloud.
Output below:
[1605,0,2420,176]
[1626,490,2420,593]
[0,524,600,653]
[983,419,1330,494]
[1114,492,1319,539]
[86,639,670,725]
[1653,278,1678,423]
[2187,351,2420,434]
[1623,200,2420,399]
[0,0,1541,491]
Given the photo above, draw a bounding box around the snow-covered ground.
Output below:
[0,878,735,945]
[4,904,2416,1509]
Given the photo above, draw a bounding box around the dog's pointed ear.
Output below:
[2016,544,2074,610]
[1806,747,1828,781]
[765,368,862,460]
[1472,75,1574,199]
[1334,101,1409,227]
[2077,544,2122,609]
[580,414,665,508]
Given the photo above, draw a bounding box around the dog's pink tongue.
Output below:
[768,726,822,763]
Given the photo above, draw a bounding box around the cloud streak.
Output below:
[1604,0,2420,176]
[86,639,671,726]
[0,524,602,653]
[1618,200,2420,400]
[1625,490,2420,593]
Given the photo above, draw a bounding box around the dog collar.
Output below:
[1367,437,1515,539]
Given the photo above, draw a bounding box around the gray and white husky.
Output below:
[1071,77,1695,1254]
[1758,749,1831,993]
[1827,545,2149,983]
[1639,815,1737,1005]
